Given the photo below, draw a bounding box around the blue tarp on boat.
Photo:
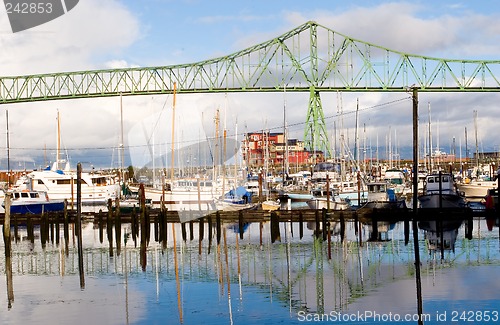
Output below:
[224,186,252,203]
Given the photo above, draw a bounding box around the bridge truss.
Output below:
[1,21,500,156]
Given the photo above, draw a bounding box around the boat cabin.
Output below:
[424,173,456,195]
[12,191,46,200]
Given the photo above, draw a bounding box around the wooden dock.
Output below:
[0,206,490,225]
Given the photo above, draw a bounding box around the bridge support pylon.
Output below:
[304,87,331,159]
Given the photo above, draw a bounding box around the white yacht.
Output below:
[14,162,120,207]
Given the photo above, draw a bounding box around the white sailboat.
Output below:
[456,111,498,201]
[261,129,280,211]
[129,84,222,219]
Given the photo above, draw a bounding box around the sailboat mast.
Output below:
[474,110,479,173]
[354,98,359,169]
[6,110,10,188]
[57,110,61,170]
[170,82,177,182]
[234,118,238,184]
[120,93,125,185]
[283,85,288,180]
[428,102,433,172]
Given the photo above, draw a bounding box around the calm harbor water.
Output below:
[1,213,500,325]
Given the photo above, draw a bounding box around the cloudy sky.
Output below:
[1,0,500,170]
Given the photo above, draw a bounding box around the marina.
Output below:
[2,4,500,324]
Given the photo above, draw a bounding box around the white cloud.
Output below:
[282,3,500,58]
[0,0,141,75]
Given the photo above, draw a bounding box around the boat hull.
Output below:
[306,198,350,210]
[261,200,280,211]
[130,186,219,212]
[418,194,467,209]
[9,201,65,214]
[456,181,497,201]
[215,199,257,211]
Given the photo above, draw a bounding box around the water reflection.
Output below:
[1,212,500,324]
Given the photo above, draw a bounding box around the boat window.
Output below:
[37,179,45,185]
[427,177,434,183]
[30,193,39,198]
[92,177,108,186]
[442,176,449,182]
[57,179,72,185]
[21,192,29,198]
[13,192,20,199]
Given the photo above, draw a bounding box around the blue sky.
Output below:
[1,0,500,169]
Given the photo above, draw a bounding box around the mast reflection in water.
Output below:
[1,212,500,325]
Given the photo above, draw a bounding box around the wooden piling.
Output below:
[3,192,11,252]
[198,217,204,255]
[76,163,85,289]
[270,211,281,243]
[238,210,244,240]
[107,205,114,257]
[115,209,122,256]
[208,215,213,254]
[3,192,14,308]
[55,217,60,246]
[154,213,159,243]
[181,222,187,242]
[216,211,221,245]
[340,212,345,242]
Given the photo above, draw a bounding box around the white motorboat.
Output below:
[306,188,350,210]
[357,181,406,214]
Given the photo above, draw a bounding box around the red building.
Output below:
[242,132,323,171]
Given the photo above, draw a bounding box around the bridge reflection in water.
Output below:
[1,213,500,324]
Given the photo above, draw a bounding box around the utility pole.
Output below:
[411,87,423,325]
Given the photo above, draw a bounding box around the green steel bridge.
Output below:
[1,21,499,155]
